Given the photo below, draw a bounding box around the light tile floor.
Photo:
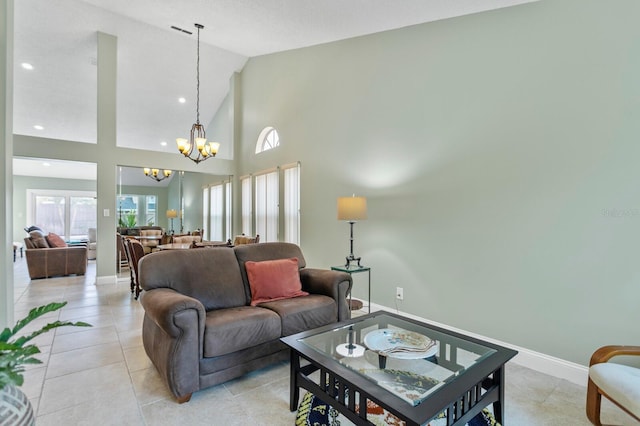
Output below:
[10,257,637,425]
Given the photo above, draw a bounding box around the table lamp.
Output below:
[337,195,367,268]
[166,209,178,235]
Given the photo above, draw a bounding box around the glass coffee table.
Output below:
[281,311,517,425]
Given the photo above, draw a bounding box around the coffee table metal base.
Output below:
[289,348,507,426]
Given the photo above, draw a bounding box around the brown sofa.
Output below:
[24,232,88,279]
[138,242,352,403]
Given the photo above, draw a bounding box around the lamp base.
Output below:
[345,255,362,268]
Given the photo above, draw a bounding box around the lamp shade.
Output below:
[166,209,178,219]
[337,196,367,221]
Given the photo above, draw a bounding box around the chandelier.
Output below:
[176,23,220,164]
[143,168,172,182]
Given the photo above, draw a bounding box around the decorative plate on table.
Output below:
[363,328,438,359]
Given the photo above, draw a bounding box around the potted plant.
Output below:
[0,302,91,425]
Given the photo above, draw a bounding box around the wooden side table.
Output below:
[331,265,371,313]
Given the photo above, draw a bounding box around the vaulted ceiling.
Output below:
[12,0,536,180]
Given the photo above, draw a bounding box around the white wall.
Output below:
[233,0,640,365]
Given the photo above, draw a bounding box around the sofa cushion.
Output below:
[258,294,337,336]
[203,306,281,357]
[46,232,67,248]
[246,258,309,306]
[29,230,49,248]
[139,248,247,310]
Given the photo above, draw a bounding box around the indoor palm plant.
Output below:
[0,302,91,424]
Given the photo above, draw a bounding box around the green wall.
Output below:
[234,0,640,365]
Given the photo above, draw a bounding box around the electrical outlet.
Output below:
[396,287,404,300]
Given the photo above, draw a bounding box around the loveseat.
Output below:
[138,242,352,403]
[24,230,88,279]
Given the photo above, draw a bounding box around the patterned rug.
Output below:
[295,391,501,426]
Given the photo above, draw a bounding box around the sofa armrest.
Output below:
[140,288,206,339]
[299,268,352,321]
[139,288,206,401]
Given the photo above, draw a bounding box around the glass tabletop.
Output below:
[297,313,497,407]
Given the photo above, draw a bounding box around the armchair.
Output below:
[87,227,97,260]
[586,345,640,425]
[139,229,162,254]
[172,235,202,244]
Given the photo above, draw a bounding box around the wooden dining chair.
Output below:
[124,238,146,299]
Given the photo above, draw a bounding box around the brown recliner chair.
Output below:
[24,231,88,279]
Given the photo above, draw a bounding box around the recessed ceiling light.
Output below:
[33,125,44,130]
[178,97,186,103]
[160,141,167,146]
[42,162,50,167]
[21,63,33,70]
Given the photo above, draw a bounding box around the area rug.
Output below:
[295,391,501,426]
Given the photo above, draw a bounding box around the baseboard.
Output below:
[95,275,118,285]
[367,302,588,387]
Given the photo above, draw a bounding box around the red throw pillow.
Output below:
[245,258,308,306]
[46,232,67,248]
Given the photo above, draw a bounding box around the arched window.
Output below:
[255,127,280,154]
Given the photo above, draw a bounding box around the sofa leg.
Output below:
[176,393,192,404]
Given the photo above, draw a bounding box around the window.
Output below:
[245,162,301,244]
[209,184,223,241]
[255,127,280,154]
[28,190,97,240]
[283,163,300,244]
[145,195,157,226]
[203,177,233,242]
[241,176,252,235]
[225,180,233,239]
[255,170,279,242]
[117,194,156,228]
[202,187,209,240]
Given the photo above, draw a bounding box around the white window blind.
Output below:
[209,184,223,241]
[225,180,232,240]
[241,176,252,235]
[255,170,278,242]
[202,187,209,240]
[283,164,300,244]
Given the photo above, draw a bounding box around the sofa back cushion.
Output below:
[234,242,307,305]
[246,258,309,306]
[138,248,246,311]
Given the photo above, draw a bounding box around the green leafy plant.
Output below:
[118,212,137,228]
[0,302,91,390]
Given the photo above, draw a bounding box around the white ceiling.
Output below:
[12,158,177,187]
[12,0,536,180]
